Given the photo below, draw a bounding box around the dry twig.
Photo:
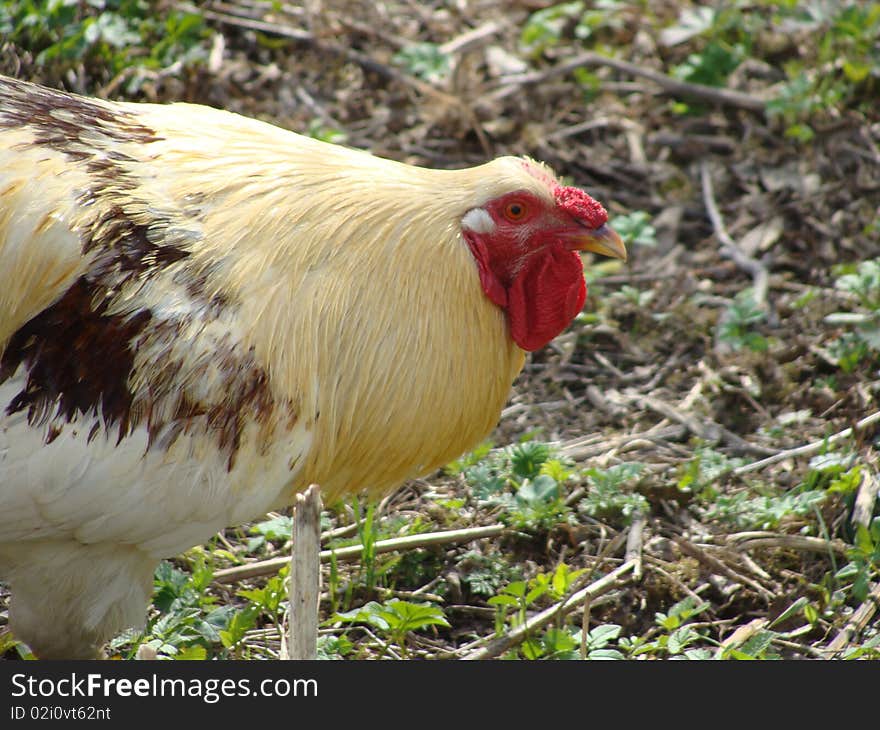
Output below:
[851,466,879,530]
[214,523,505,583]
[674,537,776,601]
[625,510,646,580]
[825,583,880,657]
[700,161,770,309]
[734,411,880,475]
[727,533,849,557]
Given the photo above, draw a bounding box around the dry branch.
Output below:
[700,161,770,309]
[851,467,879,530]
[824,462,880,656]
[674,537,776,601]
[214,523,505,583]
[734,411,880,475]
[559,424,688,461]
[625,510,646,580]
[728,534,849,557]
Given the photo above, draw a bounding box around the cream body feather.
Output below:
[0,77,557,656]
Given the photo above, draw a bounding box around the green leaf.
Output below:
[218,606,257,649]
[737,630,777,658]
[510,442,553,480]
[392,42,451,82]
[249,515,293,542]
[589,648,626,660]
[585,623,622,649]
[516,475,559,506]
[331,601,391,631]
[375,600,450,633]
[174,645,208,660]
[768,597,809,629]
[659,6,715,46]
[487,594,521,608]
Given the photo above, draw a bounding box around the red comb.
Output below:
[553,186,607,229]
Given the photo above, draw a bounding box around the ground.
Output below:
[0,0,878,660]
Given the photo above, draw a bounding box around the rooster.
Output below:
[0,74,625,658]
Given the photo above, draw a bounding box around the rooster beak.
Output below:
[567,224,627,261]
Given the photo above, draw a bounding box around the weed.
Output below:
[392,42,450,83]
[716,289,769,352]
[1,1,208,91]
[458,440,575,531]
[330,599,449,658]
[579,462,647,524]
[621,596,711,659]
[611,210,657,248]
[825,259,880,371]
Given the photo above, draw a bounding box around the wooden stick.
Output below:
[214,523,506,583]
[673,537,776,601]
[579,592,592,660]
[625,510,645,581]
[851,467,879,530]
[729,534,849,557]
[559,424,688,461]
[734,411,880,475]
[288,484,322,660]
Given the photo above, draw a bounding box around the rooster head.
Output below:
[461,159,626,351]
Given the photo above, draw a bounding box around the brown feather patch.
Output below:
[0,77,285,467]
[0,279,152,441]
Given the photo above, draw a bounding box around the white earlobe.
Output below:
[461,208,495,234]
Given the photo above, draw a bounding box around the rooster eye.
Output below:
[504,202,527,221]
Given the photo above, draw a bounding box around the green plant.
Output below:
[835,518,880,604]
[519,1,586,58]
[356,499,379,591]
[825,259,880,371]
[247,515,292,552]
[316,634,354,660]
[672,40,744,88]
[392,42,451,83]
[330,599,449,658]
[455,550,523,598]
[716,289,769,352]
[579,623,625,659]
[0,1,209,91]
[306,119,348,145]
[579,462,647,523]
[488,579,546,635]
[112,559,236,659]
[611,211,657,248]
[703,488,827,531]
[487,564,594,659]
[765,2,880,137]
[699,456,859,532]
[621,596,711,659]
[457,440,575,530]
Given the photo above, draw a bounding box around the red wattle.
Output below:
[507,246,586,351]
[465,233,508,307]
